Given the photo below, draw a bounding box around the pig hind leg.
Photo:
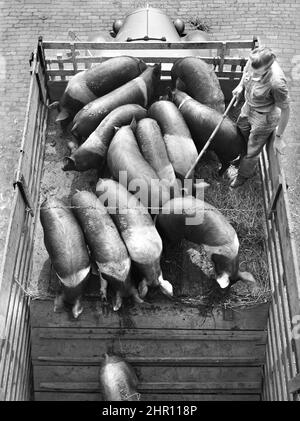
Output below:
[99,272,108,301]
[54,291,65,313]
[72,298,83,319]
[99,272,111,316]
[113,290,123,312]
[54,291,83,319]
[138,278,148,299]
[158,274,173,297]
[130,285,144,305]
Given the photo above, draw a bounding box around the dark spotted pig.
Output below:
[96,178,173,298]
[172,89,245,176]
[40,197,91,318]
[56,56,147,123]
[171,56,225,113]
[71,64,161,140]
[157,196,255,291]
[71,191,143,311]
[63,104,147,172]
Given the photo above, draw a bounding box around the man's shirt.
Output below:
[243,60,290,113]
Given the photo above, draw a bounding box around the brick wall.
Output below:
[0,0,299,265]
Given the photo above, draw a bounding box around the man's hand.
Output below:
[274,135,286,155]
[232,85,244,107]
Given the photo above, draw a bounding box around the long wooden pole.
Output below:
[184,95,236,179]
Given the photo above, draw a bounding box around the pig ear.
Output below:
[138,59,147,73]
[175,78,186,92]
[138,279,148,299]
[70,122,80,140]
[129,117,137,132]
[56,108,69,122]
[113,126,120,133]
[62,156,75,171]
[48,101,59,110]
[237,270,256,284]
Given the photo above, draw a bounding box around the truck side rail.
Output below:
[0,45,49,401]
[260,140,300,401]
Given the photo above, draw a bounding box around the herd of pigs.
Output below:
[41,55,256,323]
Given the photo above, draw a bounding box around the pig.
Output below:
[62,104,147,172]
[107,123,171,212]
[157,196,256,291]
[135,117,181,198]
[100,354,140,401]
[71,64,161,140]
[55,56,147,123]
[40,197,91,318]
[147,100,198,180]
[171,89,246,176]
[96,178,173,298]
[171,56,225,113]
[71,191,143,311]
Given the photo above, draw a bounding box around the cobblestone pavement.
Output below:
[0,0,299,268]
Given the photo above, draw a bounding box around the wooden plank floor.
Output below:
[31,299,268,401]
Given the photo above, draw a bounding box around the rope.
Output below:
[39,204,263,214]
[13,277,54,301]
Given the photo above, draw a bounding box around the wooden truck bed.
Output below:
[1,38,300,401]
[28,39,270,401]
[29,110,269,400]
[31,298,268,401]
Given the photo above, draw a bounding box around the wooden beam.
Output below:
[38,380,261,393]
[45,56,248,66]
[42,40,256,51]
[33,355,266,366]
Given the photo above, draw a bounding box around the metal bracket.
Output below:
[267,176,283,219]
[13,174,34,217]
[127,36,167,42]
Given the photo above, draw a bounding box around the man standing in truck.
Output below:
[230,46,290,188]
